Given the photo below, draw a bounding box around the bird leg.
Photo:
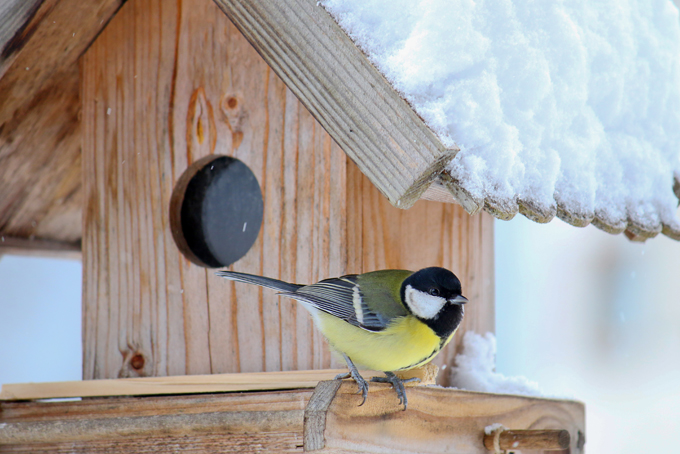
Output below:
[371,371,420,411]
[334,354,369,406]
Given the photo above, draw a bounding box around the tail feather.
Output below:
[216,271,302,293]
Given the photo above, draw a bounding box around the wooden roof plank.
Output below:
[212,0,458,208]
[0,0,124,247]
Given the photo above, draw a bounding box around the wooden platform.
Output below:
[0,370,585,453]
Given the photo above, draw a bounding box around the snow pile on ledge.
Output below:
[320,0,680,233]
[449,332,544,396]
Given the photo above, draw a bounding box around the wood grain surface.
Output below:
[0,366,437,401]
[0,0,123,246]
[81,0,493,381]
[212,0,458,209]
[0,384,585,454]
[82,0,350,380]
[323,383,585,454]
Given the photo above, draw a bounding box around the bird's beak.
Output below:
[449,295,468,305]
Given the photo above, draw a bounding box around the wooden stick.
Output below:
[483,429,570,451]
[0,235,80,260]
[0,366,437,401]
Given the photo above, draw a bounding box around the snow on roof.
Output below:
[320,0,680,240]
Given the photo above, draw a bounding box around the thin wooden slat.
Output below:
[0,370,342,401]
[0,367,436,402]
[0,235,80,260]
[211,0,458,208]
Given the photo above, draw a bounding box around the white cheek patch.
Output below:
[405,285,447,320]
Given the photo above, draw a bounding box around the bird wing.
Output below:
[278,275,401,332]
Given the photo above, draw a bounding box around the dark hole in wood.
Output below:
[170,155,263,268]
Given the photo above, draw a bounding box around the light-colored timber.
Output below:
[211,0,458,209]
[0,0,123,246]
[81,0,494,383]
[0,235,80,260]
[0,367,435,402]
[482,429,571,451]
[0,381,585,454]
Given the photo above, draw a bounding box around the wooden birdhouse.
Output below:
[14,0,680,451]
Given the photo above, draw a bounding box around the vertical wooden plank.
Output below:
[348,161,495,386]
[279,89,301,372]
[82,0,346,379]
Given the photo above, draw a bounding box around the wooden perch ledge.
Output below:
[0,368,585,453]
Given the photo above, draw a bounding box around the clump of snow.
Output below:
[449,331,544,396]
[320,0,680,231]
[484,423,506,435]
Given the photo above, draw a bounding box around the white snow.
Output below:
[484,423,505,435]
[320,0,680,230]
[449,331,545,396]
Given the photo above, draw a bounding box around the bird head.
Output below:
[400,267,467,337]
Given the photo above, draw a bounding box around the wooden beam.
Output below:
[0,235,80,260]
[0,390,309,453]
[322,384,585,454]
[212,0,458,208]
[0,0,124,124]
[0,0,124,246]
[0,66,82,245]
[0,383,586,454]
[0,1,44,74]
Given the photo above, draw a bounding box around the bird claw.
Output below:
[371,372,420,410]
[336,360,369,406]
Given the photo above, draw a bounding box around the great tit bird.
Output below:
[216,267,467,410]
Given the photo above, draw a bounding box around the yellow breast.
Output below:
[315,312,451,372]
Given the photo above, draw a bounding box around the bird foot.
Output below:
[371,372,420,411]
[335,370,369,406]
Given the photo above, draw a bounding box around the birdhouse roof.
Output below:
[1,0,679,251]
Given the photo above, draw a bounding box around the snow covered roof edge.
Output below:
[213,0,680,241]
[321,0,680,242]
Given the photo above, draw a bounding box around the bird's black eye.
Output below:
[428,288,440,297]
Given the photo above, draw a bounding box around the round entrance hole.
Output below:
[170,155,263,268]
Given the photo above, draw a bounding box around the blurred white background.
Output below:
[495,216,680,453]
[1,216,680,453]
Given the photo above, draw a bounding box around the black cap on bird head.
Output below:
[400,267,467,338]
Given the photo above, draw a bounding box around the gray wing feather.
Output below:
[216,271,302,293]
[217,271,394,332]
[281,276,391,332]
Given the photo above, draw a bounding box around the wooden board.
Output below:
[0,67,82,245]
[0,367,436,401]
[81,0,351,380]
[0,0,123,247]
[81,0,493,382]
[0,383,585,454]
[322,383,585,454]
[212,0,458,209]
[0,235,80,260]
